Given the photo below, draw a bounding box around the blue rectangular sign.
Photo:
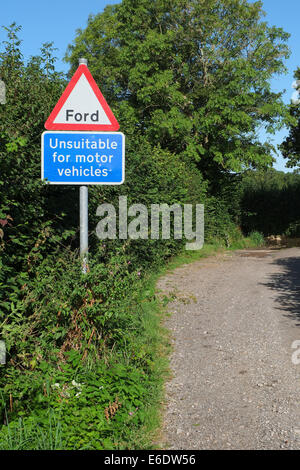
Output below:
[41,131,125,185]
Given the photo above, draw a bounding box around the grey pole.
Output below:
[80,186,88,274]
[79,57,88,66]
[0,79,6,104]
[0,340,6,365]
[79,58,89,273]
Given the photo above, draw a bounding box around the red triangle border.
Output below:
[44,64,120,131]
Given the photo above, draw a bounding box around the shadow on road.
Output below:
[262,255,300,327]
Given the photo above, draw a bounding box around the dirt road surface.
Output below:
[157,247,300,450]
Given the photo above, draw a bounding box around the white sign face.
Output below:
[53,74,111,126]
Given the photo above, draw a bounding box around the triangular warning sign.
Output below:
[45,64,120,131]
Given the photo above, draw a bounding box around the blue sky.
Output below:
[0,0,299,172]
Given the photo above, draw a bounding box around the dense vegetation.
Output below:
[1,0,300,449]
[241,169,300,237]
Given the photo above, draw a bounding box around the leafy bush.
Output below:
[0,244,168,449]
[248,231,265,247]
[285,221,300,238]
[241,169,300,236]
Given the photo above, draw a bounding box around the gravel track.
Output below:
[157,248,300,450]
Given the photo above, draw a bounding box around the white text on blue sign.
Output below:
[41,131,125,185]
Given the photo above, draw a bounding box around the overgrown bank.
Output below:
[0,248,168,449]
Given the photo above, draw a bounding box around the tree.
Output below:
[65,0,293,180]
[280,68,300,168]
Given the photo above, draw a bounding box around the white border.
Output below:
[41,131,125,185]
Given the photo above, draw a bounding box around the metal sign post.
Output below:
[79,58,89,274]
[0,340,6,365]
[80,185,88,274]
[0,79,6,105]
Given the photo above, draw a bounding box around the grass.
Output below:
[121,271,172,449]
[0,265,171,451]
[158,233,265,275]
[0,411,63,450]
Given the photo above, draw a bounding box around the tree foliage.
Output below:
[280,68,300,168]
[66,0,293,178]
[0,24,74,308]
[241,168,300,236]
